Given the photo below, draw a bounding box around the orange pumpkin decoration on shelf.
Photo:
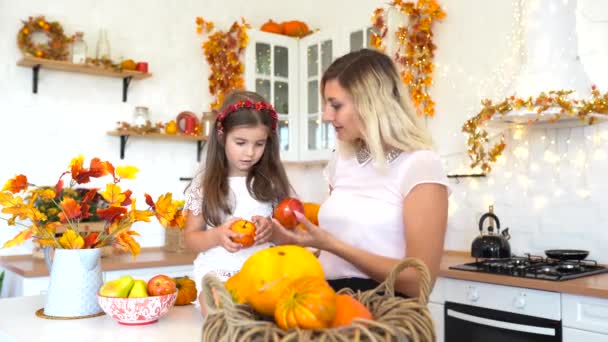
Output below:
[274,276,337,330]
[174,276,198,305]
[240,245,325,316]
[282,20,309,37]
[331,294,374,327]
[225,272,247,304]
[260,19,284,35]
[229,219,256,247]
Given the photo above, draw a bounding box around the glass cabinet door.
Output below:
[299,32,337,160]
[245,31,298,160]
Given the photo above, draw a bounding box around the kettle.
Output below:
[471,205,511,259]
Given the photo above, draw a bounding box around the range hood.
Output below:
[506,0,592,117]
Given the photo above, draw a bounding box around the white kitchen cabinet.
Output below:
[563,294,608,340]
[1,265,192,297]
[429,277,446,342]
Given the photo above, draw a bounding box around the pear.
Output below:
[99,275,134,298]
[128,279,149,298]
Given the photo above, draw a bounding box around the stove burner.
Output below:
[450,254,608,281]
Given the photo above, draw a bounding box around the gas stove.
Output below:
[450,254,608,281]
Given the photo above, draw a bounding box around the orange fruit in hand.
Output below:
[230,219,256,247]
[302,202,320,225]
[331,294,374,327]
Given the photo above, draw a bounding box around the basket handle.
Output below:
[376,257,432,305]
[202,273,236,314]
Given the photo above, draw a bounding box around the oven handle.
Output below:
[446,309,556,336]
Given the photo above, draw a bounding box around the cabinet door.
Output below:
[298,31,339,161]
[429,302,445,342]
[343,25,376,53]
[563,327,608,342]
[245,30,299,161]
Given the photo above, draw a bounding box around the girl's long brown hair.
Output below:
[199,90,292,227]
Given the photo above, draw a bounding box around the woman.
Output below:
[273,49,450,298]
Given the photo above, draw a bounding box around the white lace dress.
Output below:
[184,175,274,303]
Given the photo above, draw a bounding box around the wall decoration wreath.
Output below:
[17,15,72,60]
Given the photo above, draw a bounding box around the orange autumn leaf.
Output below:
[153,193,178,228]
[54,179,64,198]
[116,166,139,180]
[144,193,155,209]
[58,197,82,223]
[89,158,114,179]
[97,206,127,223]
[129,199,153,223]
[2,229,32,248]
[83,232,99,248]
[69,155,87,183]
[2,175,28,193]
[58,229,84,249]
[120,190,132,206]
[170,210,186,229]
[115,231,140,258]
[100,184,126,207]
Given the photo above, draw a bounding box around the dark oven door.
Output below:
[445,302,562,342]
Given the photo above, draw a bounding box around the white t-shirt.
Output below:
[184,175,274,298]
[319,149,450,280]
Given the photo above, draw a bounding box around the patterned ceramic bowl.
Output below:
[98,292,177,325]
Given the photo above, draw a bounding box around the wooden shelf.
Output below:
[17,56,152,102]
[107,130,207,161]
[486,112,607,129]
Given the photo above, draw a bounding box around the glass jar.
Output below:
[71,32,87,64]
[133,106,150,127]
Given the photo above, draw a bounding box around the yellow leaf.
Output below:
[154,193,178,228]
[37,238,58,247]
[129,199,153,223]
[58,229,84,249]
[100,184,126,207]
[116,166,139,180]
[116,231,141,258]
[2,229,32,248]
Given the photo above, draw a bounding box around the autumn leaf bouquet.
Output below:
[0,155,185,257]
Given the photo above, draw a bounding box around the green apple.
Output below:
[128,279,149,298]
[99,275,134,298]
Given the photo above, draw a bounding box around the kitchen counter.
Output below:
[0,295,203,342]
[439,250,608,298]
[0,247,198,277]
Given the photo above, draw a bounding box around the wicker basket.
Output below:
[201,258,435,342]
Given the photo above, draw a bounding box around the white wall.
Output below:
[2,0,608,262]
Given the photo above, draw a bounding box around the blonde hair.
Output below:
[321,49,432,165]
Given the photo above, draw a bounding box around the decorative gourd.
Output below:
[282,20,309,37]
[225,272,247,304]
[240,245,324,316]
[174,276,197,305]
[260,20,284,35]
[331,294,374,327]
[274,276,337,330]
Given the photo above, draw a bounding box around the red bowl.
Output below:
[97,291,177,325]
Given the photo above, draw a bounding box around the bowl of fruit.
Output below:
[97,274,178,325]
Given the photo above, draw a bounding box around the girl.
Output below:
[183,90,292,314]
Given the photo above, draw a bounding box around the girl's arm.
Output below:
[276,183,448,298]
[183,212,243,253]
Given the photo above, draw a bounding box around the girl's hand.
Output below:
[271,211,334,251]
[216,217,243,253]
[251,215,273,245]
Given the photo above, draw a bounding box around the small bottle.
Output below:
[71,32,87,64]
[96,29,111,60]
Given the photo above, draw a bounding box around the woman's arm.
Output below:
[279,183,448,298]
[183,212,242,253]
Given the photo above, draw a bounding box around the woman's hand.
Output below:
[216,217,244,253]
[272,211,335,251]
[251,215,273,245]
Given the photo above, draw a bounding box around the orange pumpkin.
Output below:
[274,276,337,330]
[240,245,325,316]
[173,276,197,305]
[282,20,309,37]
[230,219,256,247]
[260,19,284,35]
[331,294,374,327]
[225,272,247,304]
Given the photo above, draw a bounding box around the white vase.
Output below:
[43,248,103,317]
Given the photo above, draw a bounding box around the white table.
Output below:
[0,295,204,342]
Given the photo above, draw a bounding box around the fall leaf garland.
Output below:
[17,15,72,60]
[463,86,608,174]
[371,0,446,117]
[196,17,251,110]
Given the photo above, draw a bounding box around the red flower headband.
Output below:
[216,100,278,133]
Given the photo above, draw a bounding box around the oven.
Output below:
[443,278,562,342]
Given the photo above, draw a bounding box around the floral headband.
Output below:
[216,100,278,133]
